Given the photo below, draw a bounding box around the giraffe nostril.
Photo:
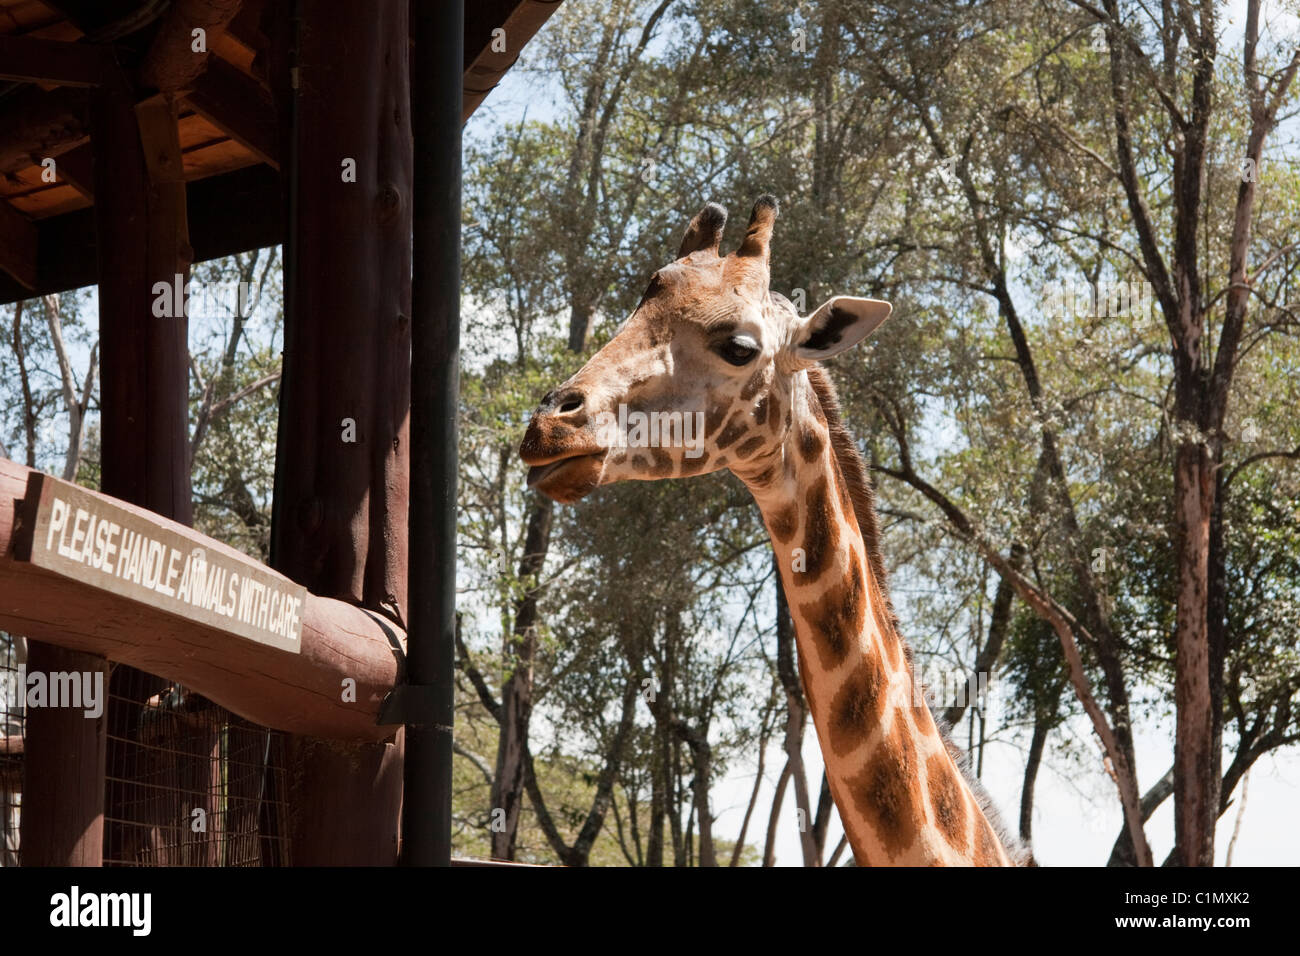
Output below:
[557,396,583,414]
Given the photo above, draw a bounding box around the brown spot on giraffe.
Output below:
[648,447,673,477]
[827,649,886,757]
[796,549,866,671]
[679,451,710,475]
[875,576,903,670]
[797,650,819,720]
[714,412,748,450]
[846,712,925,859]
[703,389,729,437]
[740,367,765,400]
[972,814,1005,866]
[926,752,969,854]
[828,456,858,525]
[767,394,784,434]
[799,423,826,463]
[805,385,826,423]
[768,502,798,542]
[798,474,839,581]
[736,434,766,458]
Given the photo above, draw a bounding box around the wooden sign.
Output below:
[13,473,304,654]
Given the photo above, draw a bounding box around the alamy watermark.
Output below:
[3,666,103,719]
[152,273,251,320]
[593,404,706,459]
[1040,278,1153,321]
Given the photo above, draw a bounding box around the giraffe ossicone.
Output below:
[521,197,1030,867]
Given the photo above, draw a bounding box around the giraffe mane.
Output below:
[805,364,1035,866]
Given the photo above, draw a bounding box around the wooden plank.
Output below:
[0,34,108,87]
[0,149,93,215]
[463,0,563,122]
[0,457,405,741]
[184,56,279,169]
[180,135,259,181]
[0,198,37,289]
[211,30,257,76]
[0,1,70,34]
[4,182,88,219]
[16,473,308,654]
[53,142,94,199]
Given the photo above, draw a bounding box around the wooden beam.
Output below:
[54,143,95,200]
[463,0,563,122]
[139,0,244,93]
[0,199,38,290]
[185,57,279,169]
[0,35,110,88]
[0,458,404,740]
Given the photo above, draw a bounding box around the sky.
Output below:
[465,0,1300,866]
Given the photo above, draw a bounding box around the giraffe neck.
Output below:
[737,372,1010,866]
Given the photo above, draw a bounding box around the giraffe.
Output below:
[519,196,1029,867]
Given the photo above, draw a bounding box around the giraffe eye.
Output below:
[717,337,759,366]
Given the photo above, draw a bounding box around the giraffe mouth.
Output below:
[525,452,606,503]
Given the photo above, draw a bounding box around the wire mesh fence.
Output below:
[0,633,24,866]
[0,638,290,867]
[103,666,291,866]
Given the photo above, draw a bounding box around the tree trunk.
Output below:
[731,708,771,866]
[490,496,551,859]
[774,556,820,866]
[491,299,592,859]
[1172,439,1216,866]
[646,718,666,866]
[1019,713,1049,842]
[679,724,716,867]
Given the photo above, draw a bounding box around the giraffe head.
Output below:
[521,197,892,502]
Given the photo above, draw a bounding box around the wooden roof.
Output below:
[0,0,561,305]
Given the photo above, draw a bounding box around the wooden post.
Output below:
[269,0,412,865]
[99,75,195,867]
[19,70,183,868]
[19,642,107,865]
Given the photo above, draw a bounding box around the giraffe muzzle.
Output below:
[523,452,606,502]
[519,399,608,503]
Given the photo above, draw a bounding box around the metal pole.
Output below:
[404,0,461,866]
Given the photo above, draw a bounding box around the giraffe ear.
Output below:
[793,297,892,360]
